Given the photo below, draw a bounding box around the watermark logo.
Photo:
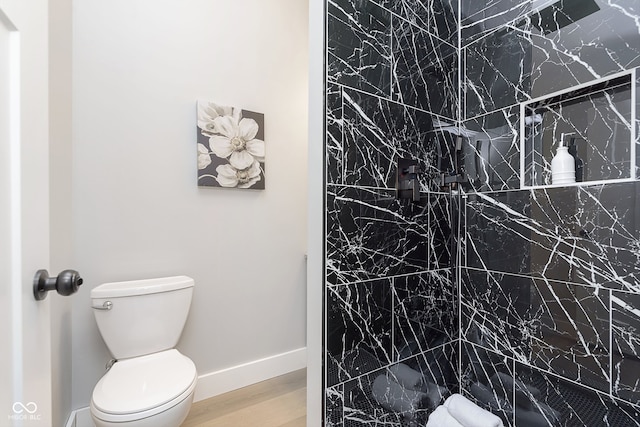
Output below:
[12,402,37,414]
[9,402,41,421]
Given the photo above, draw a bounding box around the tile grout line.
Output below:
[457,192,463,394]
[609,288,613,398]
[462,266,639,295]
[512,357,516,427]
[460,338,637,407]
[324,1,330,423]
[329,81,457,121]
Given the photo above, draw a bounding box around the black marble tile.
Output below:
[460,342,515,427]
[327,279,393,386]
[393,270,456,360]
[323,3,640,423]
[412,341,459,402]
[527,186,583,283]
[515,363,640,426]
[462,269,530,357]
[327,186,430,285]
[463,268,611,393]
[341,90,440,190]
[525,277,610,392]
[572,183,640,292]
[428,193,452,268]
[465,190,531,273]
[380,0,458,46]
[527,183,640,291]
[392,18,458,118]
[328,0,392,97]
[342,343,459,426]
[327,83,344,185]
[343,369,406,426]
[326,385,344,426]
[525,3,640,100]
[460,0,531,45]
[463,25,532,118]
[465,183,640,292]
[461,107,521,192]
[612,291,640,406]
[464,2,640,118]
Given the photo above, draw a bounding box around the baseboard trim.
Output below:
[193,347,307,402]
[66,406,92,427]
[64,410,76,427]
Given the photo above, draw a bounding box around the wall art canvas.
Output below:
[196,100,265,189]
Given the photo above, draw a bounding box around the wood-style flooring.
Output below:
[181,369,306,427]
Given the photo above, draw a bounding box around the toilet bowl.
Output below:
[91,350,197,427]
[90,276,197,427]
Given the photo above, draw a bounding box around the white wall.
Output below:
[70,0,309,410]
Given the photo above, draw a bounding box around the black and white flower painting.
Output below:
[196,100,265,189]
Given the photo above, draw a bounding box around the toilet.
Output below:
[89,276,198,427]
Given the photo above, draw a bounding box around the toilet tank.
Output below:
[91,276,194,360]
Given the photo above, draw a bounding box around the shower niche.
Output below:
[520,70,636,188]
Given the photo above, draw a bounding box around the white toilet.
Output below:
[90,276,198,427]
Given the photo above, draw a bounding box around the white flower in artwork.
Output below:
[196,100,266,190]
[209,115,265,169]
[215,160,262,189]
[197,143,212,170]
[197,101,239,137]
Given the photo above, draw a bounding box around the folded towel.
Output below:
[444,393,504,427]
[371,374,426,418]
[387,363,424,390]
[426,406,464,427]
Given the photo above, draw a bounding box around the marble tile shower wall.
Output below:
[325,0,459,425]
[460,1,640,426]
[325,1,640,426]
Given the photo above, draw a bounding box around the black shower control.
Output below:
[396,158,420,202]
[33,269,83,301]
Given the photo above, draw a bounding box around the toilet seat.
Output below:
[91,349,197,423]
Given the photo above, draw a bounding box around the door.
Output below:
[0,1,51,426]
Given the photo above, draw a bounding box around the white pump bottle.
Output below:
[551,132,576,185]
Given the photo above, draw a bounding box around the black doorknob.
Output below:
[33,269,83,301]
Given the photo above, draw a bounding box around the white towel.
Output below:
[370,374,425,417]
[444,393,504,427]
[426,406,464,427]
[387,363,423,390]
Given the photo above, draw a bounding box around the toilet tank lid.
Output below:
[91,276,194,299]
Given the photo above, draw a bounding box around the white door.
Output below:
[0,1,51,426]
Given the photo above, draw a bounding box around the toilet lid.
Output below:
[92,349,197,415]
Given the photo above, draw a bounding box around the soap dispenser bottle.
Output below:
[551,133,576,185]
